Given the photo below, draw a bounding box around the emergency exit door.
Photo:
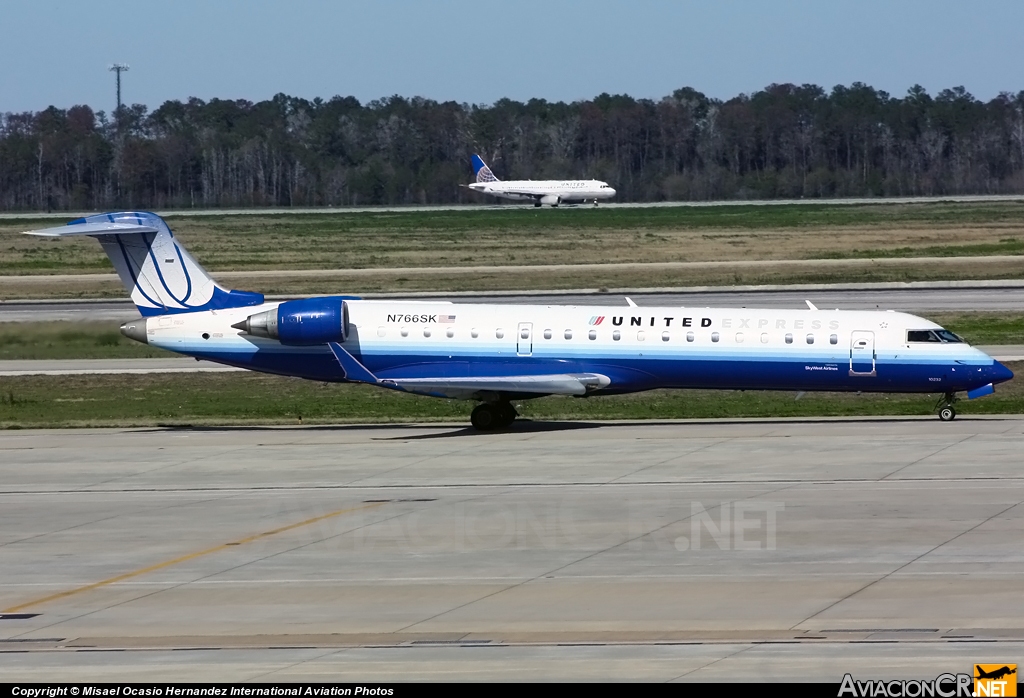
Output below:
[850,331,876,376]
[517,322,533,356]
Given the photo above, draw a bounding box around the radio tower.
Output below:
[109,63,129,129]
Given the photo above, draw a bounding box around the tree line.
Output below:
[3,83,1024,211]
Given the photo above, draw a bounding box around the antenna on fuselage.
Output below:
[805,300,818,311]
[625,297,638,307]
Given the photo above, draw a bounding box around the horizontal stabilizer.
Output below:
[24,222,159,237]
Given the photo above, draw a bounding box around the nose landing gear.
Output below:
[470,402,518,431]
[936,392,958,421]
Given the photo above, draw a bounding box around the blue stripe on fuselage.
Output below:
[172,345,1002,394]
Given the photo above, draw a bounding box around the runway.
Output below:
[1,419,1023,681]
[2,193,1021,220]
[3,282,1024,323]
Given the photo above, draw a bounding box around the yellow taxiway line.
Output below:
[2,501,385,614]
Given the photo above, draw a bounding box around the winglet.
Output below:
[805,300,818,311]
[967,383,995,400]
[327,342,378,384]
[625,296,638,307]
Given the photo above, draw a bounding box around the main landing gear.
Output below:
[936,392,958,421]
[470,402,518,431]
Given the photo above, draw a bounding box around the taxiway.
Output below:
[1,419,1022,681]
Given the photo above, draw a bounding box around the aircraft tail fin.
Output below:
[471,154,499,183]
[24,212,264,317]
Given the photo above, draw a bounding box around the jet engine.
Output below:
[539,194,561,206]
[233,298,349,346]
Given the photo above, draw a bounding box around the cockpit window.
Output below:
[907,329,964,343]
[935,329,963,343]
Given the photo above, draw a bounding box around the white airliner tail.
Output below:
[24,211,264,317]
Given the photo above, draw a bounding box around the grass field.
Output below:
[1,312,1020,361]
[4,203,1024,277]
[0,321,173,360]
[4,199,1024,295]
[0,363,1020,429]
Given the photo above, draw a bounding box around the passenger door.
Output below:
[850,331,876,376]
[517,322,533,357]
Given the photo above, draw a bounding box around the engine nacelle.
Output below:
[234,298,350,346]
[540,194,561,206]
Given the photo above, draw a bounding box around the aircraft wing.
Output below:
[387,373,610,400]
[327,342,610,399]
[500,190,543,198]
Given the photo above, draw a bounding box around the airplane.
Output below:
[975,666,1016,681]
[464,154,616,207]
[24,211,1014,431]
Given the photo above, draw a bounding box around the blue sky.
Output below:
[3,0,1022,114]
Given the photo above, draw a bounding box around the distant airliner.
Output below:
[26,212,1013,430]
[465,154,616,207]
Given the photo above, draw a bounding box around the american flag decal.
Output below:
[439,314,456,323]
[589,316,605,325]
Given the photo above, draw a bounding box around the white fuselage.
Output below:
[140,300,1008,397]
[467,180,616,206]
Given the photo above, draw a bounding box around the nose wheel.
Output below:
[935,392,958,421]
[470,402,518,431]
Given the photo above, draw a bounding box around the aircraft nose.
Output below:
[991,360,1014,384]
[607,188,616,197]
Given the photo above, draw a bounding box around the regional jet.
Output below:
[25,212,1013,430]
[464,154,616,207]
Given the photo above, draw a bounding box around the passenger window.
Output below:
[496,329,504,339]
[423,329,431,338]
[785,333,793,344]
[471,328,479,338]
[711,332,720,343]
[564,329,573,340]
[543,329,552,340]
[377,326,386,337]
[662,331,670,341]
[735,332,744,343]
[637,331,646,341]
[829,334,838,345]
[806,334,814,344]
[446,328,454,338]
[613,330,621,341]
[686,331,694,342]
[401,327,409,337]
[760,332,769,344]
[589,330,597,340]
[521,328,530,339]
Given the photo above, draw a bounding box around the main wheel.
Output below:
[496,403,518,427]
[471,403,501,431]
[939,406,956,422]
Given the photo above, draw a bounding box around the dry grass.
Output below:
[3,256,1024,299]
[4,202,1024,297]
